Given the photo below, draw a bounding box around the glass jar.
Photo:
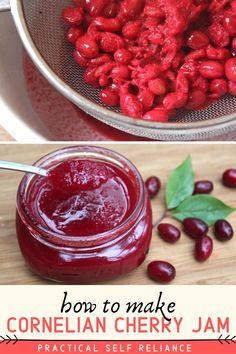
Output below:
[16,146,152,283]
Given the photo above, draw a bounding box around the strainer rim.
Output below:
[10,0,236,136]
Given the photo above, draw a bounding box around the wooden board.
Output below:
[0,125,13,141]
[0,143,236,285]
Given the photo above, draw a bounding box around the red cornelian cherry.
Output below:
[114,49,133,65]
[185,89,206,110]
[102,2,118,18]
[143,4,162,17]
[140,64,160,81]
[99,33,125,53]
[193,180,214,194]
[187,30,209,50]
[99,75,109,87]
[208,22,230,48]
[90,53,112,67]
[184,49,205,62]
[199,61,225,79]
[163,93,188,110]
[228,80,236,95]
[231,1,236,12]
[148,78,167,96]
[223,15,236,36]
[111,65,131,80]
[88,0,107,17]
[192,76,209,93]
[225,58,236,82]
[67,26,83,44]
[183,218,209,239]
[76,35,99,58]
[62,7,83,25]
[120,93,143,118]
[121,0,145,19]
[93,17,121,32]
[122,21,141,39]
[74,49,89,67]
[206,45,230,60]
[195,236,213,262]
[147,261,176,283]
[222,169,236,187]
[137,89,154,111]
[214,220,234,241]
[143,109,169,122]
[145,176,161,198]
[94,62,115,78]
[84,67,99,87]
[210,79,228,97]
[157,223,181,243]
[232,38,236,52]
[100,89,119,106]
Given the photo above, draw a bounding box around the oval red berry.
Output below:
[147,261,176,283]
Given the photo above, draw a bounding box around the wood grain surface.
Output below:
[0,126,13,141]
[0,143,235,285]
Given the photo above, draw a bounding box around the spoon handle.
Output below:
[0,160,48,177]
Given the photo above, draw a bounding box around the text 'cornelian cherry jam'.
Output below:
[16,146,152,283]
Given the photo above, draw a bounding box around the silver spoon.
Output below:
[0,160,48,177]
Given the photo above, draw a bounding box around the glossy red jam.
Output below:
[28,159,137,237]
[16,146,152,283]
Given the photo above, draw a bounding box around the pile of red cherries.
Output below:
[145,168,236,283]
[63,0,236,122]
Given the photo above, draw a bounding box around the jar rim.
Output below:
[17,145,145,248]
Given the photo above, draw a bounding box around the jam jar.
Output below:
[16,146,152,283]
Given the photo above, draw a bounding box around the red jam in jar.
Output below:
[16,146,152,283]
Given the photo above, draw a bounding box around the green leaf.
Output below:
[166,156,194,209]
[172,195,236,226]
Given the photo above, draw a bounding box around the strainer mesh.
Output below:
[21,0,236,139]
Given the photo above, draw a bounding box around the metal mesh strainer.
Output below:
[2,0,236,140]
